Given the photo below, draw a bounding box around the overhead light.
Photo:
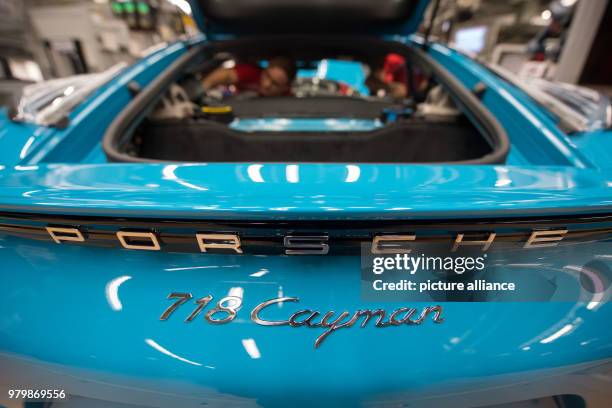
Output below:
[541,9,552,20]
[561,0,577,7]
[167,0,192,15]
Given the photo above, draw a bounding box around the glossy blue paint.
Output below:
[0,108,53,166]
[570,128,612,170]
[0,163,610,219]
[0,234,611,405]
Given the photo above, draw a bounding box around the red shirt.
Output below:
[383,53,407,85]
[234,63,262,92]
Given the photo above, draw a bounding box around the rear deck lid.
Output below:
[188,0,430,39]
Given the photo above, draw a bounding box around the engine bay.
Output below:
[104,36,508,164]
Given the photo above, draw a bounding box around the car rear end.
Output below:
[1,1,611,407]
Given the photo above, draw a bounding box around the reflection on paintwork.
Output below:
[19,136,36,160]
[564,265,606,310]
[14,165,39,171]
[145,338,213,369]
[540,323,577,344]
[345,165,360,183]
[494,166,512,187]
[247,164,264,183]
[250,269,269,278]
[228,287,244,310]
[105,275,132,311]
[242,338,261,359]
[230,118,383,132]
[162,164,209,191]
[0,163,609,218]
[286,165,299,183]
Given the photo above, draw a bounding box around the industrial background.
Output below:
[0,0,610,109]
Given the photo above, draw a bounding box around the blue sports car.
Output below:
[1,1,611,407]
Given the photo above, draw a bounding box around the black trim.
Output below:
[102,36,510,164]
[136,118,491,163]
[1,212,610,255]
[197,0,420,35]
[409,46,509,164]
[103,46,204,162]
[221,97,404,119]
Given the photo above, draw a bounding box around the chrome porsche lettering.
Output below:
[372,234,415,254]
[116,231,161,251]
[45,226,85,244]
[451,232,496,252]
[524,229,568,248]
[46,227,569,253]
[196,233,243,253]
[162,293,444,348]
[284,235,329,255]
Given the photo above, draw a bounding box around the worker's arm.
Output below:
[201,67,238,90]
[388,81,407,99]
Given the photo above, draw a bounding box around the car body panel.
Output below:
[0,163,610,219]
[571,129,612,170]
[0,40,200,167]
[408,39,592,169]
[0,109,46,165]
[1,236,611,406]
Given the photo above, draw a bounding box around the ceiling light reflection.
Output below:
[247,164,265,183]
[539,324,573,344]
[242,338,261,359]
[145,338,212,368]
[104,275,132,311]
[162,164,208,191]
[286,165,299,183]
[345,165,361,182]
[250,268,269,278]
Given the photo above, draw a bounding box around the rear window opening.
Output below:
[103,36,508,164]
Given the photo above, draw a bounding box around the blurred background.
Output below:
[424,0,610,93]
[0,0,197,105]
[0,0,610,108]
